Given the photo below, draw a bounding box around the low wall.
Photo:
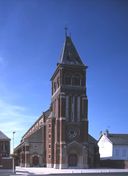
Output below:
[0,158,13,169]
[100,160,128,169]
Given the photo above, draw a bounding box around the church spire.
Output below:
[59,34,85,66]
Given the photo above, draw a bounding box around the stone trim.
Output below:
[52,87,60,98]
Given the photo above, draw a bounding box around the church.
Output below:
[14,33,99,169]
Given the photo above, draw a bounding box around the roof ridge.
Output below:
[109,133,128,136]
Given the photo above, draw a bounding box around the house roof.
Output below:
[0,131,10,140]
[108,133,128,145]
[59,36,85,66]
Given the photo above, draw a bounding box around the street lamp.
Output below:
[12,131,16,173]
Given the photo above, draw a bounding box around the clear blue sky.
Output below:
[0,0,128,152]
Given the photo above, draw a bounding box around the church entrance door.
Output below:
[32,155,39,166]
[68,154,77,167]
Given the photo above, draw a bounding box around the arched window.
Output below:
[57,77,60,88]
[65,75,71,85]
[72,75,80,86]
[81,77,85,86]
[54,82,56,92]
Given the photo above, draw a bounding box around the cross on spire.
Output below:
[64,26,68,37]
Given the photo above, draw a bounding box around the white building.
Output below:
[98,131,128,160]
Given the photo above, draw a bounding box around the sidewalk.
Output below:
[15,167,128,175]
[0,167,128,175]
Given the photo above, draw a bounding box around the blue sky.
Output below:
[0,0,128,152]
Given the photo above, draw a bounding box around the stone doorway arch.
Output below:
[67,141,84,168]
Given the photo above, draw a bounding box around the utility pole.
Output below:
[12,131,16,173]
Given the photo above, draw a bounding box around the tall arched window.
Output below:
[65,75,71,85]
[72,75,80,86]
[81,76,85,86]
[57,77,60,88]
[54,82,56,92]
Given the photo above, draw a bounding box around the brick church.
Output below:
[15,34,99,168]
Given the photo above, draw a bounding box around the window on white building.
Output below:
[115,149,119,157]
[122,149,126,157]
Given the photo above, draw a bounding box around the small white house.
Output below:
[98,131,128,160]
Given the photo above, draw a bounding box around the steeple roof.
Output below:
[59,36,85,66]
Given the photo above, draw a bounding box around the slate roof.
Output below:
[108,133,128,145]
[88,134,97,144]
[22,109,51,140]
[0,131,10,140]
[59,36,85,66]
[44,109,51,118]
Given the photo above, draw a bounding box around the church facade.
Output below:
[14,34,99,168]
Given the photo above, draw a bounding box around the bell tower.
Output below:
[51,34,89,168]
